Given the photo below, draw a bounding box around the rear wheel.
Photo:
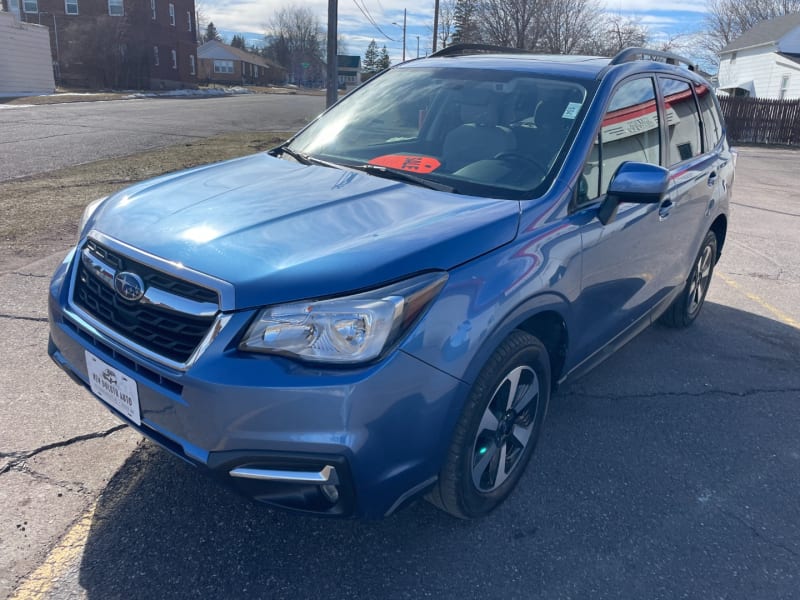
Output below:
[659,230,718,328]
[428,330,550,519]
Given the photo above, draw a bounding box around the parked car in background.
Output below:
[48,46,734,519]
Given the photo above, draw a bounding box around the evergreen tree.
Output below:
[452,0,481,44]
[363,40,379,73]
[378,45,391,70]
[230,34,246,49]
[204,22,222,43]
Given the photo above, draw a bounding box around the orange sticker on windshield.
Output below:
[368,154,441,174]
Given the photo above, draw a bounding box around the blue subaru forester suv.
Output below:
[48,46,733,518]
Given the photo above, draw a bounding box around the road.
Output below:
[0,93,325,181]
[1,140,799,599]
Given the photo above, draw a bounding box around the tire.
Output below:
[659,230,718,328]
[428,330,550,519]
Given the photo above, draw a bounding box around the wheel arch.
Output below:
[710,214,727,262]
[461,293,571,390]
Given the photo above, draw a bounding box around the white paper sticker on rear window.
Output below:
[562,102,582,119]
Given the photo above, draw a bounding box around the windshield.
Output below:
[287,65,591,199]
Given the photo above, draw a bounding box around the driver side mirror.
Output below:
[597,162,669,225]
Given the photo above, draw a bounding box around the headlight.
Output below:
[78,197,106,237]
[239,272,448,364]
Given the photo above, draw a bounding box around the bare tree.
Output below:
[436,0,457,49]
[583,13,649,56]
[480,0,542,49]
[704,0,800,52]
[537,0,604,54]
[264,6,325,86]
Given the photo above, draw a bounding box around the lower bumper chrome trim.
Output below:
[229,465,339,485]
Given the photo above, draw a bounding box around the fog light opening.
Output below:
[320,483,340,503]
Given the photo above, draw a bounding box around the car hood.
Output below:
[87,153,520,309]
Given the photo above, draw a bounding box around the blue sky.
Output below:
[202,0,708,63]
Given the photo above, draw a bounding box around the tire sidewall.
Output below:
[453,331,550,517]
[683,231,718,323]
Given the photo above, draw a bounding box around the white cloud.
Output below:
[200,0,708,63]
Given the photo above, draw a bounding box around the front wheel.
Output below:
[428,330,550,519]
[659,230,718,328]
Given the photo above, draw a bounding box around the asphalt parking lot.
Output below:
[1,144,798,599]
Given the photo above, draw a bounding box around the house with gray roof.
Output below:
[717,13,800,98]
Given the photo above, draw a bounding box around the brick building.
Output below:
[197,40,286,86]
[3,0,197,89]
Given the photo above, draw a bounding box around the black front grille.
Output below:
[73,241,218,363]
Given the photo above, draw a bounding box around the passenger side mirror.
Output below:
[598,162,669,225]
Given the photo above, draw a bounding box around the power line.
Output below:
[352,0,397,42]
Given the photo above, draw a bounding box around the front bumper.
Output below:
[48,250,468,518]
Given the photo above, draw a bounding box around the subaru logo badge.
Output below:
[114,271,145,301]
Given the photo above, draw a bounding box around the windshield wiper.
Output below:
[271,145,344,170]
[353,164,456,193]
[270,145,311,165]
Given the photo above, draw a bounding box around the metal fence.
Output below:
[719,96,800,146]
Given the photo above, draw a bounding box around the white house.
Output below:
[717,13,800,99]
[0,10,55,96]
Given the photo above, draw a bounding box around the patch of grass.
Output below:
[0,131,289,272]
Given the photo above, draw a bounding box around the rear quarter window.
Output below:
[694,82,723,150]
[658,77,703,165]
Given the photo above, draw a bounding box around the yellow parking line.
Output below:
[717,272,800,330]
[9,504,97,600]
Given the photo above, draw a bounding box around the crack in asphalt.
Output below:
[14,462,92,495]
[0,313,48,323]
[7,271,49,279]
[566,387,800,402]
[0,425,127,477]
[717,506,800,559]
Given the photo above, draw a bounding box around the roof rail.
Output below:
[429,43,532,58]
[610,47,697,71]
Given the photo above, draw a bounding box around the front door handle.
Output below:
[707,171,718,187]
[659,200,673,221]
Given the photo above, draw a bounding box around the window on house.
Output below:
[65,0,79,15]
[187,10,192,31]
[190,55,196,75]
[23,0,38,13]
[780,74,790,100]
[153,46,159,66]
[150,0,156,20]
[169,3,175,26]
[213,60,234,74]
[108,0,123,16]
[171,49,177,70]
[254,65,258,77]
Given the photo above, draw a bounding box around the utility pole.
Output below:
[326,0,338,108]
[402,9,407,62]
[432,0,439,53]
[393,9,407,62]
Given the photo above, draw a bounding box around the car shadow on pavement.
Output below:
[76,302,800,600]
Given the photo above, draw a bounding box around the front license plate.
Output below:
[85,351,141,425]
